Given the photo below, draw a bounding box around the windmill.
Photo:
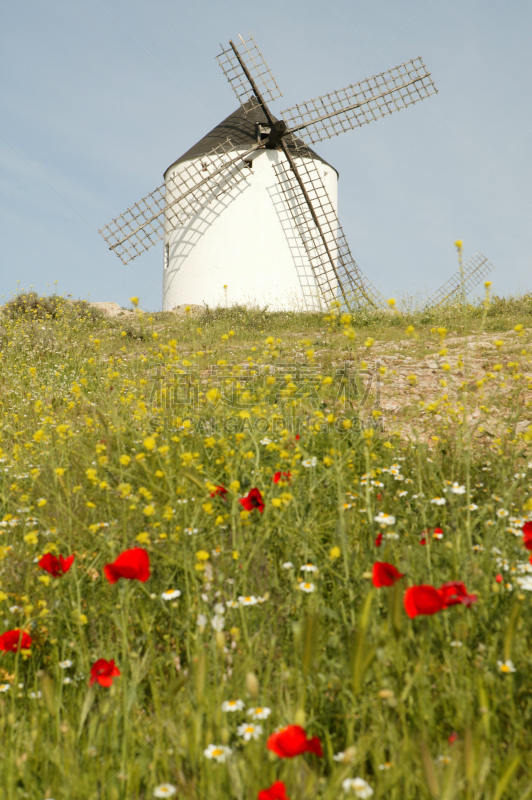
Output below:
[99,34,492,311]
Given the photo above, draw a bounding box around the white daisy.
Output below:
[497,659,516,673]
[300,563,318,573]
[0,684,10,692]
[398,491,408,497]
[282,561,294,569]
[247,706,271,719]
[59,660,73,669]
[185,527,199,535]
[374,512,396,526]
[225,600,238,609]
[496,509,509,518]
[211,614,225,632]
[516,576,532,591]
[221,699,245,712]
[450,641,463,648]
[63,677,73,684]
[196,614,207,628]
[213,603,225,615]
[430,497,446,506]
[238,595,258,606]
[161,589,181,601]
[260,437,272,445]
[469,503,478,511]
[450,483,466,494]
[153,784,176,798]
[299,582,315,593]
[204,744,231,762]
[237,722,263,741]
[302,457,317,468]
[342,777,373,797]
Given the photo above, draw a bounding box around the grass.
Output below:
[0,289,531,799]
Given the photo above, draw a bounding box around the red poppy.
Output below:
[372,562,405,588]
[272,471,291,484]
[0,629,32,652]
[419,537,427,545]
[404,585,445,619]
[239,488,265,514]
[375,533,383,547]
[90,658,121,687]
[258,781,290,800]
[210,485,227,499]
[267,725,323,758]
[38,553,75,577]
[438,581,477,608]
[104,547,150,584]
[522,521,532,550]
[495,573,503,583]
[448,731,459,745]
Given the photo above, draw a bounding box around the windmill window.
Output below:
[164,244,169,270]
[244,160,253,171]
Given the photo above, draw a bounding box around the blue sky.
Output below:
[1,0,531,310]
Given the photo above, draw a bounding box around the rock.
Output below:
[89,302,131,317]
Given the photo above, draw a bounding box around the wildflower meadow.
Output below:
[1,281,532,799]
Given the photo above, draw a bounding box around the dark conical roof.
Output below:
[164,102,338,178]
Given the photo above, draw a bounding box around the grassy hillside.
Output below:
[0,289,531,799]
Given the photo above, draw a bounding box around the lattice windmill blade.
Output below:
[216,33,283,112]
[281,58,437,148]
[99,138,264,265]
[273,149,385,308]
[425,252,494,309]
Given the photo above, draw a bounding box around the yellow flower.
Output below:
[54,467,66,477]
[143,436,156,451]
[79,614,88,625]
[119,455,131,466]
[194,563,205,571]
[329,546,341,560]
[454,239,463,249]
[86,502,96,508]
[271,498,282,508]
[387,298,396,308]
[323,456,333,467]
[229,480,240,492]
[136,532,151,544]
[24,532,38,546]
[232,550,239,560]
[130,296,139,307]
[36,498,47,508]
[38,575,51,586]
[196,550,209,561]
[143,504,155,517]
[33,429,45,443]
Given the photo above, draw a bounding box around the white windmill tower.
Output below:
[100,34,494,310]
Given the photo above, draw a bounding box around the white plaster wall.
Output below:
[162,149,338,312]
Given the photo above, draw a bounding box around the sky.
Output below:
[1,0,531,310]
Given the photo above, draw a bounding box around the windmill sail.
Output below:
[99,138,264,264]
[425,252,494,308]
[273,150,385,308]
[216,34,282,112]
[282,58,437,148]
